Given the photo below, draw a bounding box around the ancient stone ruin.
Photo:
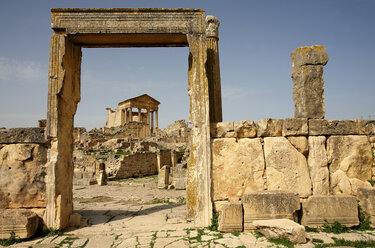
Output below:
[0,8,374,243]
[106,94,160,136]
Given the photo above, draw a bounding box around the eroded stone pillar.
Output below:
[129,107,133,122]
[138,108,141,122]
[46,34,81,229]
[291,45,329,119]
[155,110,159,130]
[124,108,128,123]
[151,111,154,133]
[206,15,222,123]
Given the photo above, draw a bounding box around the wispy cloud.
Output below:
[0,57,47,84]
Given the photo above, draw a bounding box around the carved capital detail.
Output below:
[206,15,220,38]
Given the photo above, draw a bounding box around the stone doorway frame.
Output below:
[46,8,218,229]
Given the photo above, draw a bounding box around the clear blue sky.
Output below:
[1,0,374,130]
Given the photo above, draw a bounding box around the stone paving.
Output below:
[4,179,375,248]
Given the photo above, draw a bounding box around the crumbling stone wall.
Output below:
[115,152,158,178]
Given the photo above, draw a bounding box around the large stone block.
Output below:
[212,138,265,201]
[218,203,243,232]
[301,196,359,227]
[256,119,283,137]
[282,118,308,136]
[158,165,169,189]
[253,219,306,244]
[242,191,300,231]
[0,209,39,239]
[210,122,235,138]
[291,45,329,73]
[330,170,353,195]
[308,119,375,135]
[264,137,312,197]
[0,128,46,144]
[357,188,375,227]
[327,135,372,181]
[0,144,47,208]
[234,120,257,138]
[307,136,329,195]
[287,136,308,157]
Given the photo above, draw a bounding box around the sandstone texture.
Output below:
[357,187,375,227]
[307,136,329,195]
[256,119,283,137]
[0,144,47,209]
[253,219,306,244]
[301,195,359,227]
[282,118,308,136]
[287,136,308,157]
[234,120,257,138]
[309,119,375,136]
[0,128,46,144]
[218,203,243,232]
[327,135,372,181]
[210,121,257,138]
[330,170,354,195]
[242,191,300,231]
[212,138,265,201]
[291,45,328,119]
[264,137,312,197]
[0,209,39,239]
[158,165,169,189]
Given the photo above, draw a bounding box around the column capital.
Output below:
[206,15,220,39]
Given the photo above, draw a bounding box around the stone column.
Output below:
[124,108,128,123]
[146,108,150,124]
[151,111,154,134]
[129,107,133,122]
[138,108,142,122]
[206,15,222,123]
[291,45,329,119]
[155,109,159,130]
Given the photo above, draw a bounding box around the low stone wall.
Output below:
[0,128,48,236]
[211,119,375,202]
[115,152,158,178]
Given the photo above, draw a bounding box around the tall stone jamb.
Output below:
[206,15,222,123]
[291,45,329,119]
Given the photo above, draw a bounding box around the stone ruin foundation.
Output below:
[0,8,375,240]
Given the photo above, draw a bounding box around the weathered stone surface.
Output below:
[301,195,359,227]
[158,165,169,189]
[308,136,329,195]
[212,138,265,201]
[213,201,229,212]
[349,178,372,195]
[291,45,329,73]
[242,191,300,231]
[0,209,39,239]
[327,135,372,181]
[0,128,46,144]
[218,203,243,232]
[330,170,353,195]
[309,119,375,135]
[210,122,235,138]
[234,120,257,138]
[253,219,306,244]
[0,144,47,208]
[282,118,308,136]
[357,188,375,227]
[256,119,283,137]
[264,137,312,197]
[288,136,308,157]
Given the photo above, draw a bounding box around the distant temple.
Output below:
[105,94,160,133]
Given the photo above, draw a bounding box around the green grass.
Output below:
[368,178,375,186]
[314,237,375,248]
[305,226,319,232]
[232,230,241,237]
[208,212,219,231]
[322,221,349,234]
[252,230,263,239]
[354,203,373,231]
[0,232,20,247]
[268,237,295,248]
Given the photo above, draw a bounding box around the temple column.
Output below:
[129,107,133,122]
[155,109,159,130]
[146,108,150,125]
[151,111,154,134]
[206,15,222,123]
[138,108,142,122]
[124,108,128,123]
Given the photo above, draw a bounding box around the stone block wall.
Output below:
[114,152,158,178]
[0,128,48,219]
[211,119,375,203]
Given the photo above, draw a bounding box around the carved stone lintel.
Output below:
[206,15,220,39]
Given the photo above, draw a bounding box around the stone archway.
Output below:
[46,8,221,229]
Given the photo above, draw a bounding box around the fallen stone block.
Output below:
[301,195,359,227]
[282,118,308,136]
[242,191,300,231]
[253,219,306,244]
[218,203,243,232]
[0,209,39,239]
[172,177,186,190]
[357,187,375,227]
[256,119,283,137]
